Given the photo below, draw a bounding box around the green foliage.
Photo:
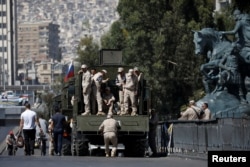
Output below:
[100,0,240,118]
[41,92,55,118]
[75,36,100,67]
[101,21,126,49]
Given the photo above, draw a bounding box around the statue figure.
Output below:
[191,10,250,118]
[192,28,232,93]
[211,43,247,103]
[222,9,250,63]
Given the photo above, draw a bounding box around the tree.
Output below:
[101,21,126,49]
[102,0,215,117]
[75,36,100,67]
[41,92,55,118]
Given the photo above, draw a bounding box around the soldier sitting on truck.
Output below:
[92,69,109,116]
[102,87,116,115]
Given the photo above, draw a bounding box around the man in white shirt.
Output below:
[19,103,42,156]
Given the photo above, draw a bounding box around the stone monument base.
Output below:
[196,91,250,118]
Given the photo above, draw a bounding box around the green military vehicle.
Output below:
[56,50,151,157]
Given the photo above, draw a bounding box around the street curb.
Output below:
[0,126,19,155]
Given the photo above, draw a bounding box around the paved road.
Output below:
[0,144,207,167]
[0,154,207,167]
[0,126,207,167]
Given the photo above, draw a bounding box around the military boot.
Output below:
[96,111,106,116]
[119,111,129,116]
[131,111,138,116]
[81,111,91,116]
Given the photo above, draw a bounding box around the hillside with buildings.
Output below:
[17,0,119,62]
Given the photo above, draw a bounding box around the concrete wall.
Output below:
[0,107,25,126]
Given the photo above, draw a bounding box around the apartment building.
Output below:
[0,0,18,87]
[17,21,61,84]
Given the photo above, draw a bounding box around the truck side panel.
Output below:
[76,115,149,133]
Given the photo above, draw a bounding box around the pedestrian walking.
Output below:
[78,64,92,116]
[48,119,54,155]
[19,103,42,156]
[99,114,121,157]
[36,113,48,156]
[51,106,66,156]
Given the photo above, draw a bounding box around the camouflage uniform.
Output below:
[90,69,97,114]
[92,70,108,115]
[99,115,121,157]
[178,100,201,120]
[81,67,92,115]
[102,87,115,115]
[122,69,138,116]
[115,68,126,114]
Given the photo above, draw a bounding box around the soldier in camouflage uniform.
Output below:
[102,87,115,115]
[92,69,109,116]
[78,64,92,116]
[121,69,138,116]
[99,114,121,157]
[115,67,126,115]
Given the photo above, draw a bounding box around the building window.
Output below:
[0,11,6,16]
[0,23,7,28]
[43,64,47,70]
[0,47,7,52]
[0,35,7,40]
[44,77,49,83]
[0,0,6,4]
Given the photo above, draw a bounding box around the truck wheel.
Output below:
[71,141,76,156]
[76,140,89,156]
[62,143,71,156]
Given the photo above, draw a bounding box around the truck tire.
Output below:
[124,139,146,157]
[62,143,71,156]
[76,140,89,156]
[71,141,76,156]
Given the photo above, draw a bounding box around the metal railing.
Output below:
[155,118,250,156]
[0,85,51,91]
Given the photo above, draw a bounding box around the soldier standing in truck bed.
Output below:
[115,67,126,115]
[90,68,97,114]
[92,69,109,116]
[78,64,92,116]
[121,69,138,116]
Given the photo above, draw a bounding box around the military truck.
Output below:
[55,50,151,157]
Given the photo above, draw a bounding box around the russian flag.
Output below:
[64,62,74,82]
